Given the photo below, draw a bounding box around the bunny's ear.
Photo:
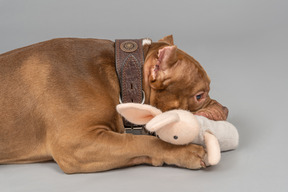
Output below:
[116,103,162,125]
[146,111,180,132]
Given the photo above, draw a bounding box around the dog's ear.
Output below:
[146,111,180,132]
[158,35,174,45]
[116,103,162,125]
[149,45,178,89]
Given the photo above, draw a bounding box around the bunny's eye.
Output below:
[174,135,178,140]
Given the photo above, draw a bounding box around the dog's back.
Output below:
[0,38,120,163]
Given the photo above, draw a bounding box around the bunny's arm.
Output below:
[204,131,221,165]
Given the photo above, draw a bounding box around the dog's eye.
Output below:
[196,94,202,100]
[193,92,206,103]
[194,91,206,102]
[174,136,178,140]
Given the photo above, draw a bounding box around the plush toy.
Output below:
[117,103,239,166]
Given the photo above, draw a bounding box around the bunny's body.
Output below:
[194,115,239,151]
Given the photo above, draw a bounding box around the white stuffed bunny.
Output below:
[117,103,239,166]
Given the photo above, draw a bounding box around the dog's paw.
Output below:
[166,143,207,169]
[160,140,207,169]
[186,144,207,169]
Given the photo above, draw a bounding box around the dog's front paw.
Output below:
[163,143,207,170]
[186,143,207,169]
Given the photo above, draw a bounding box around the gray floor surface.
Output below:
[1,0,287,191]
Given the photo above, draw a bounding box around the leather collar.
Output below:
[115,39,148,135]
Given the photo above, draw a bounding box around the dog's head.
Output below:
[143,35,228,121]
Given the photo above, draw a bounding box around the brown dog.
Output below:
[0,35,228,173]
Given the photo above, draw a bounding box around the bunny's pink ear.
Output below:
[116,103,162,125]
[145,111,180,132]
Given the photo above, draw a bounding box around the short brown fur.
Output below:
[0,36,228,173]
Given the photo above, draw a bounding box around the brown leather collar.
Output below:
[115,39,148,135]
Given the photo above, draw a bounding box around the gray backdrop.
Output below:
[0,0,287,191]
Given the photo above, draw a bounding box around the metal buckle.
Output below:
[119,90,145,104]
[125,125,147,135]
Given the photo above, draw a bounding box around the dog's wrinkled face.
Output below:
[143,35,228,121]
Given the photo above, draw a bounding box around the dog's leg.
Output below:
[50,127,206,174]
